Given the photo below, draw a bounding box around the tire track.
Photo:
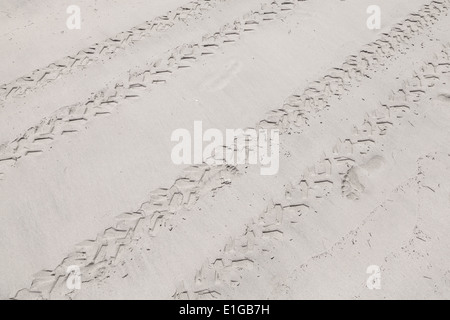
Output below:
[10,0,449,299]
[0,0,229,104]
[1,0,447,181]
[258,0,450,134]
[173,44,450,300]
[12,164,237,300]
[0,0,301,181]
[278,152,450,299]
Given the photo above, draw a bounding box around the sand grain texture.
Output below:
[1,0,449,300]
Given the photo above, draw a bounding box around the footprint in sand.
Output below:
[342,155,386,200]
[200,59,243,92]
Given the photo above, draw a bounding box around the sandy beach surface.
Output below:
[1,0,449,300]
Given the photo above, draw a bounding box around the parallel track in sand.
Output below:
[0,0,230,104]
[11,0,450,300]
[174,44,450,299]
[0,0,302,180]
[1,0,447,181]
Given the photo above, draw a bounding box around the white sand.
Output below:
[1,0,449,299]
